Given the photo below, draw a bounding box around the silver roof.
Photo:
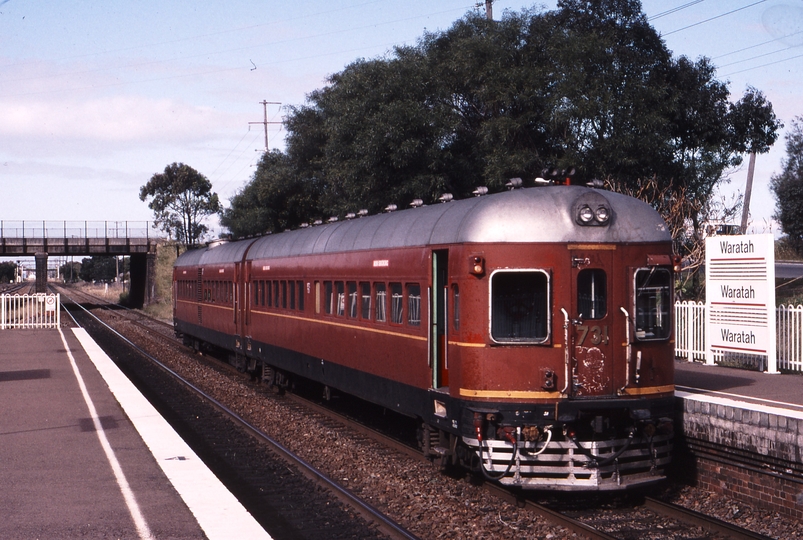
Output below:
[175,186,670,267]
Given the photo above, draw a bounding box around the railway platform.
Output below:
[0,327,271,539]
[673,359,803,520]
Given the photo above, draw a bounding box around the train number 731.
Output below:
[576,325,609,346]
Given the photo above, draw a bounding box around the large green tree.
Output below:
[224,0,780,245]
[79,256,117,283]
[771,117,803,250]
[220,151,320,238]
[0,261,17,283]
[140,163,221,247]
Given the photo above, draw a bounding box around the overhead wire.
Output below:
[648,0,708,21]
[662,0,768,36]
[1,4,473,93]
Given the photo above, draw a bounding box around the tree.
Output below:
[59,261,82,283]
[771,117,803,251]
[140,163,221,247]
[220,150,321,237]
[222,0,780,249]
[0,261,17,283]
[79,256,117,283]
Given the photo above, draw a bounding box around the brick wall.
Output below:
[676,395,803,519]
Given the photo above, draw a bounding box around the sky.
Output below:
[1,0,802,240]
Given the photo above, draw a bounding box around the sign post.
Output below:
[705,233,777,373]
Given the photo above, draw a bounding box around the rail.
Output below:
[1,293,61,329]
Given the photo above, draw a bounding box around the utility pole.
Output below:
[740,151,757,234]
[477,0,494,20]
[249,100,282,152]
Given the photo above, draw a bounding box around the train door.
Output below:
[569,247,615,397]
[234,262,244,352]
[430,250,449,389]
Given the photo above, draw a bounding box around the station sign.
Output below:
[705,233,777,372]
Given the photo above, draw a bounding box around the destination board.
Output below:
[705,233,777,372]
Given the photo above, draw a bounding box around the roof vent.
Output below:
[345,212,356,220]
[473,186,488,196]
[313,219,323,226]
[328,216,339,223]
[410,199,424,208]
[438,193,454,203]
[587,178,604,188]
[300,223,310,228]
[506,177,523,190]
[357,209,369,217]
[384,204,398,212]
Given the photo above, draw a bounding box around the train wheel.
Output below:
[262,365,285,395]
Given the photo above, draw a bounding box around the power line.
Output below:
[648,0,707,21]
[716,46,793,69]
[720,50,803,77]
[1,5,470,92]
[662,0,768,36]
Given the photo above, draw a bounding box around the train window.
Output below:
[491,271,549,343]
[289,280,296,310]
[335,282,345,316]
[634,268,672,340]
[324,281,333,314]
[266,280,272,307]
[274,281,280,308]
[253,281,259,306]
[407,284,421,326]
[453,285,460,331]
[297,281,304,311]
[360,282,371,320]
[577,269,607,320]
[258,280,264,306]
[281,281,288,309]
[375,283,387,322]
[315,281,321,314]
[347,282,358,318]
[390,283,404,324]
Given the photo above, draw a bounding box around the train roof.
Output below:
[175,186,670,267]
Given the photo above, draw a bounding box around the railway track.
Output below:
[57,286,417,540]
[55,284,779,540]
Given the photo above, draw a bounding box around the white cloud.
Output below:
[0,95,221,143]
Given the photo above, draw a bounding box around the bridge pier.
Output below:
[35,252,48,293]
[129,253,157,309]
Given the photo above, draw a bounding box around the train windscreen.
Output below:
[490,271,549,343]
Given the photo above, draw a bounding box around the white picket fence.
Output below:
[0,294,61,329]
[675,301,803,372]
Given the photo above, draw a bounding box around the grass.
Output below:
[143,241,184,322]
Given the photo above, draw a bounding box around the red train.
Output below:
[173,183,677,490]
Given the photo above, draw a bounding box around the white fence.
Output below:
[1,294,61,329]
[675,301,803,372]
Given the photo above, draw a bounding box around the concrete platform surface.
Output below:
[0,328,271,540]
[675,358,803,415]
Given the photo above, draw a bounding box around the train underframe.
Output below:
[423,393,674,491]
[177,323,673,491]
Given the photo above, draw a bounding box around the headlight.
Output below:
[578,205,594,223]
[595,205,610,223]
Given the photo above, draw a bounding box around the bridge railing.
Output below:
[0,221,156,239]
[1,294,61,329]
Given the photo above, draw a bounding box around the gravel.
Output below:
[97,309,801,539]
